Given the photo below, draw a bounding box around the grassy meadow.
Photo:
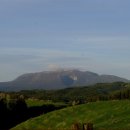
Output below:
[11,100,130,130]
[26,99,67,108]
[26,99,54,107]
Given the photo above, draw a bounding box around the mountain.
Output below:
[0,69,129,91]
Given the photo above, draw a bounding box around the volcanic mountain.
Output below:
[0,70,129,91]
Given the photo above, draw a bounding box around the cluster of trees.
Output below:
[109,88,130,100]
[0,94,27,129]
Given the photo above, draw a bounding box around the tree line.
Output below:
[13,82,130,103]
[0,94,27,129]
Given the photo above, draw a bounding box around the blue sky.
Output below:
[0,0,130,81]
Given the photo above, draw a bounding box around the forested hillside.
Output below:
[17,82,130,103]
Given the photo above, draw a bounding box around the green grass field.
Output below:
[11,100,130,130]
[25,99,57,107]
[26,99,66,107]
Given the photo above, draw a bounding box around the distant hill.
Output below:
[0,69,129,91]
[18,82,130,102]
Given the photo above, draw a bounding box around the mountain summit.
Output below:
[0,70,129,91]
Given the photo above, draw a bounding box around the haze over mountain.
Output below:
[0,70,129,91]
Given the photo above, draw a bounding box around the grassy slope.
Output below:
[11,100,130,130]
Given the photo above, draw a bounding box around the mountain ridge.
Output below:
[0,69,129,91]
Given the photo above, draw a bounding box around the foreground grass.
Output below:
[11,100,130,130]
